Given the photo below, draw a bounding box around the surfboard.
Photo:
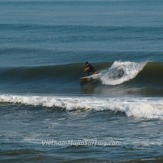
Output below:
[80,76,92,82]
[80,74,100,84]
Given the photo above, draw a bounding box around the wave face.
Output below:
[0,61,160,83]
[0,94,163,120]
[0,61,163,95]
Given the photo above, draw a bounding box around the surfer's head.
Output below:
[85,61,88,65]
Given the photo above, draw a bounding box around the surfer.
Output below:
[84,61,97,76]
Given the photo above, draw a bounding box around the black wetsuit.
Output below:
[86,63,96,75]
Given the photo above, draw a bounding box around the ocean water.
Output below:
[0,0,163,162]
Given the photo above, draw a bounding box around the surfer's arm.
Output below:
[84,67,90,72]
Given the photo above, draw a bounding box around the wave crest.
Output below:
[99,61,146,85]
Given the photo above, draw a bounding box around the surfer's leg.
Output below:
[87,71,90,76]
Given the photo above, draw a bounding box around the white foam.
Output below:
[99,61,146,85]
[0,94,163,120]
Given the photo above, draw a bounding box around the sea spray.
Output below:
[99,61,146,85]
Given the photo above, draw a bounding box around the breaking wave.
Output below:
[98,61,146,85]
[0,61,163,96]
[0,61,162,86]
[0,94,163,120]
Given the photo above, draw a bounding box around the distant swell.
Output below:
[0,94,163,120]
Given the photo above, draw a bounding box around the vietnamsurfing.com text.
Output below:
[42,140,122,147]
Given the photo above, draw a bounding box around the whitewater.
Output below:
[1,94,163,120]
[95,61,146,85]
